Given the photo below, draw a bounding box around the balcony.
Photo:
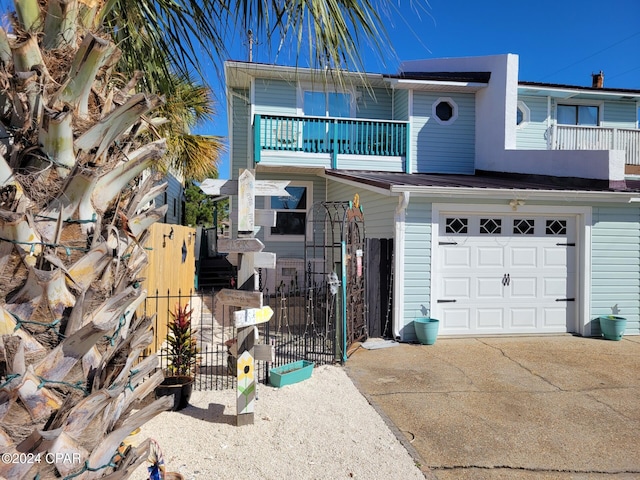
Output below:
[550,125,640,170]
[254,114,409,172]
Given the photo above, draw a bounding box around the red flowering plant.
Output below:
[165,303,199,377]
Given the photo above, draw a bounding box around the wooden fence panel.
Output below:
[139,223,197,353]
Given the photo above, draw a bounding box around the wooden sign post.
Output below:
[211,169,284,426]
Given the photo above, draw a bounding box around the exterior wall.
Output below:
[400,198,432,341]
[412,92,475,173]
[393,89,409,121]
[231,88,250,174]
[356,86,394,119]
[516,95,549,150]
[154,172,184,225]
[253,79,297,116]
[326,181,397,238]
[591,205,640,335]
[601,101,637,129]
[229,89,251,236]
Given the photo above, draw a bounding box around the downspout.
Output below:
[393,191,410,341]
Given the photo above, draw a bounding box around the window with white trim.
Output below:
[265,182,312,241]
[432,97,458,125]
[557,104,599,126]
[516,101,530,127]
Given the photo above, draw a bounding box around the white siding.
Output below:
[412,92,475,174]
[591,206,640,335]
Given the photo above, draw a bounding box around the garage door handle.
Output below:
[555,298,575,302]
[437,299,457,303]
[439,241,458,245]
[502,273,510,286]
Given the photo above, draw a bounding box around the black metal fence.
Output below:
[142,283,338,391]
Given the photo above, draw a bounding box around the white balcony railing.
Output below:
[550,125,640,166]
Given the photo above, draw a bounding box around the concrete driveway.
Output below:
[345,335,640,479]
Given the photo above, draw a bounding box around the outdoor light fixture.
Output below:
[163,227,174,247]
[509,199,525,211]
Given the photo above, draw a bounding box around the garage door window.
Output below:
[546,219,567,235]
[480,218,502,234]
[445,217,468,234]
[513,219,535,235]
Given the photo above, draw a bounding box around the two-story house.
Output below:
[224,53,640,343]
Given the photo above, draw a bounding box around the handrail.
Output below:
[256,114,408,158]
[550,124,640,166]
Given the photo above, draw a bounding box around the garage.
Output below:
[432,212,577,335]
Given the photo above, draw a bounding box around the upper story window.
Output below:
[557,104,599,126]
[303,91,352,118]
[432,97,458,125]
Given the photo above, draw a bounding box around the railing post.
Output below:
[331,118,338,169]
[253,114,261,164]
[612,128,618,150]
[404,123,411,174]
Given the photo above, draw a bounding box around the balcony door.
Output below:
[302,91,353,152]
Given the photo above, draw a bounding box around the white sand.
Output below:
[130,365,424,480]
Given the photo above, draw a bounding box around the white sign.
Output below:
[200,179,290,197]
[234,306,274,328]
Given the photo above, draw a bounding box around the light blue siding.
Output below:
[602,101,637,129]
[254,79,297,116]
[356,87,393,119]
[326,182,396,238]
[231,89,250,174]
[393,90,409,121]
[229,90,250,237]
[591,206,640,335]
[516,96,549,150]
[401,199,432,341]
[412,92,475,174]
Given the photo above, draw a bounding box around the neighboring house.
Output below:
[224,54,640,342]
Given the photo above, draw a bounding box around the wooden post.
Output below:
[209,170,282,426]
[237,169,258,426]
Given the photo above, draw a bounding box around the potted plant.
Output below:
[155,303,198,410]
[598,304,627,341]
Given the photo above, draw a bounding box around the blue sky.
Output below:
[199,0,640,179]
[0,1,637,180]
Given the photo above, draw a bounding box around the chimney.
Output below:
[592,71,604,88]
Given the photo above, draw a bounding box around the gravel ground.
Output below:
[130,365,425,480]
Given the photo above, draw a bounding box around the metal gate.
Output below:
[305,196,366,362]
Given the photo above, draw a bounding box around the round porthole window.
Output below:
[432,97,458,125]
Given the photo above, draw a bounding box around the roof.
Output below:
[385,71,492,83]
[325,170,640,196]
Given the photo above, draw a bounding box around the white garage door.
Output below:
[434,214,576,335]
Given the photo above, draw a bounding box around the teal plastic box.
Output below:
[269,360,315,387]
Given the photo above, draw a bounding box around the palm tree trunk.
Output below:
[0,2,172,478]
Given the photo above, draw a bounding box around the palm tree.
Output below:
[0,1,406,478]
[0,1,174,477]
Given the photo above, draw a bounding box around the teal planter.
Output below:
[414,317,439,345]
[598,316,627,341]
[269,360,315,387]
